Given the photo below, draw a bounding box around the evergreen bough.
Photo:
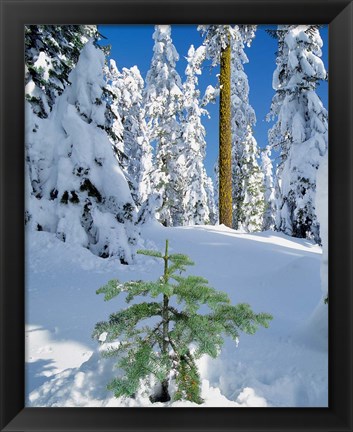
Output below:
[93,240,272,404]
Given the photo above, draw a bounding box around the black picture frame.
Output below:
[1,0,352,431]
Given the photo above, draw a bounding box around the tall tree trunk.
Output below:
[219,42,233,227]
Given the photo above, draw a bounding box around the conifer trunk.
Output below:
[219,41,233,227]
[161,239,171,402]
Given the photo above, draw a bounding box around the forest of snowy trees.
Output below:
[25,24,328,262]
[23,24,330,409]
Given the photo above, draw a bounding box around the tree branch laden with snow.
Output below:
[26,41,139,263]
[268,25,328,243]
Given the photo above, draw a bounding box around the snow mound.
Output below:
[28,347,267,408]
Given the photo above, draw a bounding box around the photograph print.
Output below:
[25,24,328,407]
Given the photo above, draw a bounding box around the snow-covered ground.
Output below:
[25,222,328,407]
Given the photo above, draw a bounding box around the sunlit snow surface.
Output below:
[26,222,327,407]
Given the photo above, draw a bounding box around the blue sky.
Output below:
[98,25,328,177]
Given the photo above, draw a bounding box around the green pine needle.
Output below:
[94,239,273,404]
[137,249,163,258]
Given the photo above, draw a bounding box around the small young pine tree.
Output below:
[93,239,272,404]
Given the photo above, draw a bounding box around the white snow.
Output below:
[261,146,275,230]
[25,41,139,263]
[181,44,215,225]
[144,25,186,226]
[268,25,328,243]
[230,25,265,233]
[26,222,327,407]
[105,61,153,205]
[24,26,328,410]
[316,152,328,295]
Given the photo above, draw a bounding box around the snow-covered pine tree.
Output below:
[25,25,102,118]
[105,60,153,206]
[237,134,265,232]
[267,26,291,233]
[198,25,238,68]
[231,25,265,232]
[103,60,125,162]
[25,40,139,263]
[260,146,276,230]
[26,25,120,151]
[144,25,185,226]
[206,177,218,225]
[93,239,272,404]
[181,45,215,225]
[198,25,238,228]
[267,25,328,242]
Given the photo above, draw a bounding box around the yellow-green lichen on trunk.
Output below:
[219,41,232,228]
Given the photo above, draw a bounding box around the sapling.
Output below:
[93,240,272,404]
